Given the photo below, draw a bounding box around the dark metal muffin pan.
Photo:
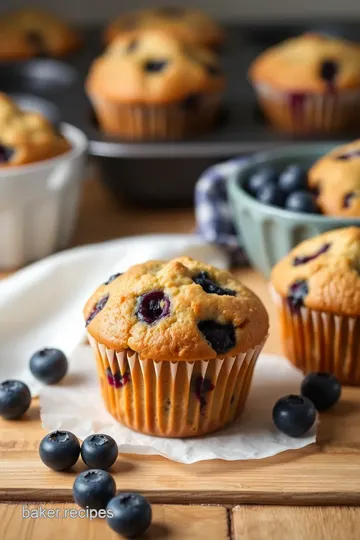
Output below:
[1,21,360,206]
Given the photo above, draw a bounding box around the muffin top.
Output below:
[86,29,225,104]
[0,93,71,167]
[271,227,360,316]
[104,7,223,49]
[0,8,81,60]
[249,33,360,92]
[308,140,360,217]
[84,257,269,361]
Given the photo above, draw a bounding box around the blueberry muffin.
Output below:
[104,7,223,50]
[86,29,225,140]
[0,8,81,60]
[84,257,269,437]
[0,93,71,167]
[271,227,360,385]
[308,140,360,216]
[249,33,360,134]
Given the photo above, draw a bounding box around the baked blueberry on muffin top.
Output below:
[84,257,268,361]
[0,93,71,167]
[271,227,360,317]
[0,8,81,60]
[308,140,360,217]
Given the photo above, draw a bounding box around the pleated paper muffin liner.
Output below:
[271,287,360,385]
[254,82,360,134]
[88,93,222,140]
[88,333,265,438]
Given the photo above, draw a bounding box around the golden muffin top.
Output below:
[104,7,223,49]
[86,29,225,104]
[249,33,360,92]
[0,93,71,167]
[308,140,360,217]
[271,227,360,316]
[84,257,269,361]
[0,8,81,60]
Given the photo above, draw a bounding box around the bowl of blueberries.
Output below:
[227,143,360,277]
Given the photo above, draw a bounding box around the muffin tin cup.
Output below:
[88,93,222,140]
[272,288,360,385]
[254,82,360,134]
[88,333,265,438]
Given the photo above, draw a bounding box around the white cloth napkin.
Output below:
[0,233,316,463]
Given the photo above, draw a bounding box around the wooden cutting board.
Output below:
[0,269,360,505]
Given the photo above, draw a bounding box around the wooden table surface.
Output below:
[1,177,360,540]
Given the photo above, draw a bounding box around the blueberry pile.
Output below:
[273,371,342,437]
[245,164,320,214]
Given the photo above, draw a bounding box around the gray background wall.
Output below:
[2,0,360,22]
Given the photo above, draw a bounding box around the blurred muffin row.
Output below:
[0,7,223,60]
[4,8,360,139]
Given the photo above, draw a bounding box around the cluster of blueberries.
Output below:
[0,347,342,536]
[244,164,320,214]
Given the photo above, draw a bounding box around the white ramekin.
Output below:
[0,124,87,269]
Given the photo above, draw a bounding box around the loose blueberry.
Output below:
[285,191,319,213]
[257,184,285,207]
[0,380,31,420]
[73,469,116,510]
[81,434,118,470]
[106,368,130,388]
[287,280,309,313]
[293,243,331,266]
[136,291,170,324]
[39,430,80,471]
[193,376,215,408]
[343,192,358,208]
[181,93,202,111]
[107,493,152,537]
[246,167,278,196]
[197,320,236,354]
[278,165,308,194]
[86,294,109,326]
[0,144,14,163]
[193,271,236,296]
[320,59,338,83]
[104,273,122,285]
[30,348,68,385]
[273,394,316,437]
[144,60,168,72]
[301,372,341,412]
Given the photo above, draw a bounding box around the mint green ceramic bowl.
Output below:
[227,143,360,278]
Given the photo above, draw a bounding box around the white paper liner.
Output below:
[272,288,360,385]
[88,333,264,437]
[88,93,222,139]
[254,82,360,133]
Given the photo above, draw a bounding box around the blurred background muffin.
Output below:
[308,140,360,216]
[271,227,360,385]
[0,92,71,166]
[104,7,224,50]
[86,28,225,140]
[0,8,81,60]
[249,33,360,134]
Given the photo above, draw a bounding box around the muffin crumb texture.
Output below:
[271,227,360,316]
[0,93,71,167]
[84,257,269,361]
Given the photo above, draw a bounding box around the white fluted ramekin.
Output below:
[0,124,87,269]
